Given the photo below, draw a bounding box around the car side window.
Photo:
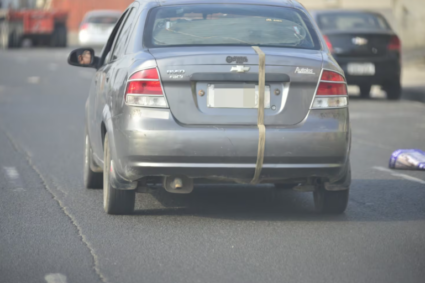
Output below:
[99,10,128,67]
[111,8,136,61]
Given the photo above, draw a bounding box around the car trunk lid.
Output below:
[149,46,323,126]
[325,30,395,58]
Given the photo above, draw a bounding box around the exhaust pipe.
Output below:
[163,175,194,194]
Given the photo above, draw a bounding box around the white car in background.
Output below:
[79,10,121,46]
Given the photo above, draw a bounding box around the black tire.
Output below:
[385,80,402,100]
[103,135,135,215]
[313,162,351,214]
[84,133,103,189]
[57,24,67,47]
[313,189,349,214]
[359,84,371,98]
[50,24,67,48]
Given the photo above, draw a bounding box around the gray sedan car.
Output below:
[68,0,351,215]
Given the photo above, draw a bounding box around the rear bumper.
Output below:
[335,55,401,85]
[109,107,350,183]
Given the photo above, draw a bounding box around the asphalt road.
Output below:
[0,48,424,283]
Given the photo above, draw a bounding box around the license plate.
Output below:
[207,84,271,108]
[347,63,375,76]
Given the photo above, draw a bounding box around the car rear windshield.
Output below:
[87,16,119,25]
[317,12,390,31]
[144,5,321,50]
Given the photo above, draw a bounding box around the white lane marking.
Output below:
[3,166,25,192]
[45,273,68,283]
[373,166,425,185]
[27,76,41,84]
[4,166,19,180]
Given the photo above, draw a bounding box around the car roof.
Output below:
[310,9,384,17]
[136,0,304,9]
[84,10,122,18]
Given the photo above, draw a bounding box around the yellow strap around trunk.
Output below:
[251,46,266,185]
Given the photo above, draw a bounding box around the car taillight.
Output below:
[80,23,89,30]
[323,35,333,53]
[312,70,348,109]
[388,36,401,52]
[125,68,168,108]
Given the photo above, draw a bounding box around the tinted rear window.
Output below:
[317,13,390,31]
[87,16,119,25]
[144,5,321,50]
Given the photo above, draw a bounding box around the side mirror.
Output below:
[67,48,98,68]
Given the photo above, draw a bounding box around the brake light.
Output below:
[320,70,345,82]
[80,23,89,30]
[125,68,168,108]
[129,68,159,80]
[323,35,333,53]
[388,36,401,52]
[317,82,347,95]
[127,81,163,95]
[312,70,348,109]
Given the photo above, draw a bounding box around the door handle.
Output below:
[106,77,110,82]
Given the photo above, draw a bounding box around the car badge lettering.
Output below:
[352,37,368,45]
[166,70,185,74]
[226,56,248,64]
[295,67,315,75]
[167,70,185,79]
[230,65,250,73]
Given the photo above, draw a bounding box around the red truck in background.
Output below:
[0,0,68,48]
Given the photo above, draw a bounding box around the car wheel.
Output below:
[103,134,135,215]
[314,162,350,214]
[385,81,402,100]
[84,134,103,189]
[359,84,371,98]
[313,188,349,214]
[55,24,67,47]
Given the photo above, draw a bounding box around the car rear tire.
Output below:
[359,84,371,98]
[384,81,402,100]
[103,135,135,215]
[84,134,103,189]
[50,24,67,47]
[56,24,67,47]
[313,189,349,214]
[314,162,350,214]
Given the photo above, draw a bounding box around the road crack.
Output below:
[0,126,108,283]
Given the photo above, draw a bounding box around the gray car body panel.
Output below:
[85,0,350,186]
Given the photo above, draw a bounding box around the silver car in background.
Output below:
[79,10,121,46]
[68,0,351,215]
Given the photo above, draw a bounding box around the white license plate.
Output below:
[207,85,271,108]
[347,63,375,76]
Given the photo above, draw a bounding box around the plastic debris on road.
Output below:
[389,149,425,170]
